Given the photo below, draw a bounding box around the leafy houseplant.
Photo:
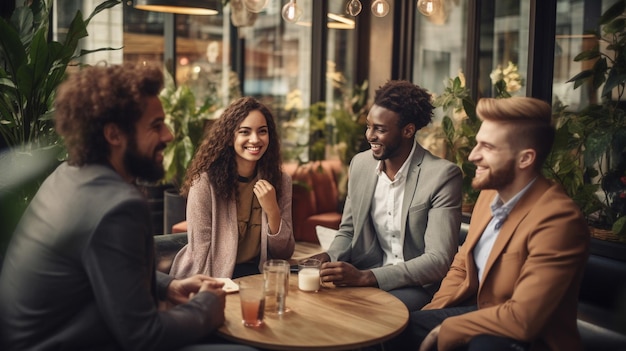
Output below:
[433,65,528,211]
[433,73,481,209]
[157,72,217,233]
[566,0,626,240]
[0,0,121,151]
[0,0,121,250]
[160,71,217,190]
[297,80,369,165]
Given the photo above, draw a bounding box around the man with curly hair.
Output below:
[312,80,463,310]
[0,63,255,351]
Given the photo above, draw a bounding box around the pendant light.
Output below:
[133,0,221,15]
[371,0,389,17]
[417,0,441,17]
[282,0,303,23]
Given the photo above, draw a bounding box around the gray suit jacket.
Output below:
[327,141,462,291]
[0,163,222,350]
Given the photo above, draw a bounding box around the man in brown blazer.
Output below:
[395,96,590,351]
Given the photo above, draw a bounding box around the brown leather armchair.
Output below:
[283,160,344,243]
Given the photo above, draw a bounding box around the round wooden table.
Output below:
[217,274,409,351]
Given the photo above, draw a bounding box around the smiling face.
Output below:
[234,109,269,175]
[468,119,517,193]
[365,104,407,161]
[124,96,173,182]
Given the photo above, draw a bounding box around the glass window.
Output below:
[239,0,313,161]
[54,0,124,65]
[175,11,235,108]
[326,0,357,105]
[123,4,165,65]
[412,0,468,94]
[552,0,619,112]
[477,0,530,98]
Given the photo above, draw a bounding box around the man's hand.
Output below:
[419,325,441,351]
[319,261,377,287]
[167,274,225,305]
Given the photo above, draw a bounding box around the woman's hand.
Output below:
[254,179,281,233]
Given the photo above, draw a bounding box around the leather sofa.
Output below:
[282,160,344,243]
[576,238,626,350]
[171,159,345,243]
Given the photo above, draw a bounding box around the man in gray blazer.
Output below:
[315,80,463,310]
[0,64,255,351]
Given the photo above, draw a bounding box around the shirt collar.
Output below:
[490,177,538,223]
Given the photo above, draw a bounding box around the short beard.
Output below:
[372,142,400,161]
[124,138,165,183]
[471,159,516,191]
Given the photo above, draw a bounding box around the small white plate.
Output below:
[215,277,239,293]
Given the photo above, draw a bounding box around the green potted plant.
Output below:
[566,0,626,241]
[433,73,480,211]
[157,71,218,233]
[0,0,120,251]
[292,80,368,203]
[433,63,527,213]
[0,0,120,151]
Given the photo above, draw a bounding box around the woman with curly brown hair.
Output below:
[170,97,294,279]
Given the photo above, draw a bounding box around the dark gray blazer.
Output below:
[327,141,463,291]
[0,163,222,350]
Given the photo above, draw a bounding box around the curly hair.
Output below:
[476,97,555,170]
[54,62,164,166]
[373,80,434,131]
[181,97,283,200]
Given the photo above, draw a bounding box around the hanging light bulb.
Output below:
[346,0,362,17]
[371,0,389,17]
[244,0,269,13]
[282,0,302,23]
[417,0,441,17]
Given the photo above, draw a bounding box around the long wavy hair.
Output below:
[181,97,283,200]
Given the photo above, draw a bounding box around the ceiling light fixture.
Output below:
[346,0,362,16]
[371,0,389,17]
[133,0,220,15]
[417,0,441,17]
[282,0,303,23]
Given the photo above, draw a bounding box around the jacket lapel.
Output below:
[480,177,552,282]
[463,193,494,287]
[400,142,425,235]
[353,155,379,238]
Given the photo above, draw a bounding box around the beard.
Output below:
[124,137,166,183]
[372,140,401,161]
[471,158,516,190]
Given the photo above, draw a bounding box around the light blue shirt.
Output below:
[473,178,537,283]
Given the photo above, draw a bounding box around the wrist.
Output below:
[364,270,378,287]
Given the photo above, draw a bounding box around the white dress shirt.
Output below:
[371,143,416,266]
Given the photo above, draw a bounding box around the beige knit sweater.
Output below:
[169,171,295,278]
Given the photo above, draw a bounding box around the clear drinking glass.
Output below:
[263,259,290,315]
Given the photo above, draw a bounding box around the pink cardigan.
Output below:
[169,172,295,278]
